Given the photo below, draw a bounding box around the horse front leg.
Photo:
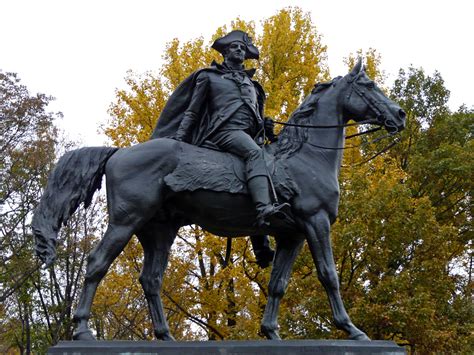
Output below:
[261,236,304,339]
[304,210,370,340]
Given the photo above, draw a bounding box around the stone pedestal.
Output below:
[48,339,406,354]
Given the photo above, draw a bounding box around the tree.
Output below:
[255,7,329,121]
[0,70,59,353]
[390,66,450,171]
[332,65,472,352]
[388,68,473,351]
[104,71,167,146]
[0,72,108,354]
[344,48,386,88]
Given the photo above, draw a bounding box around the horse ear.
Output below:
[349,57,363,76]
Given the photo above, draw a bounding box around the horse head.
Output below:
[343,58,406,134]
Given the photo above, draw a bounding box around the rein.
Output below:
[345,126,382,139]
[304,132,396,151]
[275,120,399,164]
[274,118,395,151]
[274,119,384,142]
[342,137,400,167]
[274,119,399,166]
[273,118,379,130]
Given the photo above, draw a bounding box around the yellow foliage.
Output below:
[344,48,386,87]
[256,7,329,122]
[104,71,167,146]
[161,37,217,92]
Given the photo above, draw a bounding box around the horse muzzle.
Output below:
[382,108,406,134]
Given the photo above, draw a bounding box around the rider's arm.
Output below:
[175,73,210,142]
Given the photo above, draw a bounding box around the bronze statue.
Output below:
[32,34,406,341]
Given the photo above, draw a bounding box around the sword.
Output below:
[261,125,279,204]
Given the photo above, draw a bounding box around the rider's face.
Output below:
[225,41,246,63]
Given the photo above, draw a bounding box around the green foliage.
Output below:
[391,66,450,125]
[333,64,471,352]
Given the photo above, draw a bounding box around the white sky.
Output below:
[2,0,472,145]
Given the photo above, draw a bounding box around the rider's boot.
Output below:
[248,176,290,227]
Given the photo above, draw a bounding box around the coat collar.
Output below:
[210,60,256,78]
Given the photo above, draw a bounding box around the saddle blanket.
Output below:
[164,144,299,201]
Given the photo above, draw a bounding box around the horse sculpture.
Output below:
[32,59,406,341]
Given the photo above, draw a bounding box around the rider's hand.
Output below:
[264,117,278,142]
[264,117,275,132]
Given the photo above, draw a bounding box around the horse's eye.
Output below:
[367,82,375,90]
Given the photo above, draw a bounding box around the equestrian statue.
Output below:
[32,30,406,341]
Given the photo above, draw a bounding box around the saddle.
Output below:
[164,143,299,202]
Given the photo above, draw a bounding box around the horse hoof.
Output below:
[73,329,96,341]
[261,325,281,340]
[350,332,371,341]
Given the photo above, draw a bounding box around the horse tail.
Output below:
[32,146,119,267]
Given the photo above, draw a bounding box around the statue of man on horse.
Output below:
[151,30,290,266]
[32,27,406,340]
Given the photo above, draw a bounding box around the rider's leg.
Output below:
[247,175,279,224]
[210,130,288,226]
[250,235,275,268]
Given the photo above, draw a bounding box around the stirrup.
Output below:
[257,203,291,227]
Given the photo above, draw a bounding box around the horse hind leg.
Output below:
[73,223,135,340]
[137,220,177,341]
[304,210,370,340]
[261,236,304,339]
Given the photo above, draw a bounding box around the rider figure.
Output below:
[172,30,288,227]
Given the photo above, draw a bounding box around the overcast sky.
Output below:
[2,0,472,145]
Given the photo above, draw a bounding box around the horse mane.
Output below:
[275,77,342,158]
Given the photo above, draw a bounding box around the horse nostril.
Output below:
[399,109,406,119]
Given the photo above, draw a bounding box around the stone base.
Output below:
[48,340,406,354]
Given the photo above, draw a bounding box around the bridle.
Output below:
[273,74,401,159]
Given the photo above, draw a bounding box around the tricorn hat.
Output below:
[212,30,259,60]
